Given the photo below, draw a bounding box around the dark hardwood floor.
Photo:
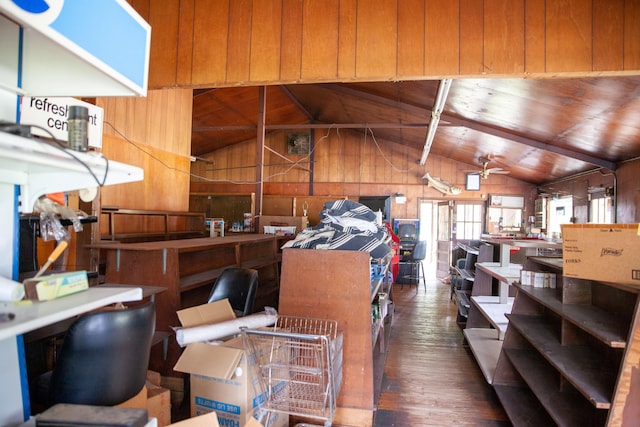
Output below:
[373,268,511,427]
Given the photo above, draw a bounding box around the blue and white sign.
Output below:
[0,0,150,97]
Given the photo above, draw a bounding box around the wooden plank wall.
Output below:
[189,128,537,220]
[132,0,640,90]
[97,88,194,211]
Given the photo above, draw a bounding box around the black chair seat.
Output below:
[33,303,156,409]
[400,240,427,292]
[208,267,258,317]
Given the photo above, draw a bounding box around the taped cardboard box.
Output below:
[173,300,287,427]
[562,224,640,286]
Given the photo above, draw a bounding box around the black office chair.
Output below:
[208,267,258,317]
[401,240,427,292]
[33,302,156,408]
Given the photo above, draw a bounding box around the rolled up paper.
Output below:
[176,310,278,347]
[0,276,25,302]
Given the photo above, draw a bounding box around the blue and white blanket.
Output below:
[281,199,392,260]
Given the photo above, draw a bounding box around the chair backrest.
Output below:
[411,240,427,261]
[207,267,258,317]
[48,303,156,406]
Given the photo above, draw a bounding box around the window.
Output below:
[456,203,483,240]
[590,196,613,223]
[547,196,573,236]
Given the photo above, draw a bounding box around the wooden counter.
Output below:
[89,235,281,373]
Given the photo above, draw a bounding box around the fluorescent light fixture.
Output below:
[420,79,452,165]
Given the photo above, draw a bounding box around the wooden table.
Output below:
[88,235,281,373]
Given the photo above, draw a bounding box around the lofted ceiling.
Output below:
[191,76,640,187]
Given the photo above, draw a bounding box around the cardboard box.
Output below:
[562,224,640,286]
[23,270,89,300]
[173,300,287,427]
[167,412,266,427]
[168,412,220,426]
[147,382,172,427]
[146,370,172,427]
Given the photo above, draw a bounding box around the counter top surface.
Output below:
[0,286,142,340]
[87,234,277,251]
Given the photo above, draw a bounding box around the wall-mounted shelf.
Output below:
[0,130,143,213]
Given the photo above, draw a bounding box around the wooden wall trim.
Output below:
[139,0,640,89]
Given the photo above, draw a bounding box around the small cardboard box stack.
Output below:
[562,224,640,286]
[173,300,288,427]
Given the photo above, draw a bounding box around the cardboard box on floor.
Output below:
[562,224,640,286]
[168,411,265,427]
[173,299,287,427]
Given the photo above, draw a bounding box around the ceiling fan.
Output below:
[472,156,511,179]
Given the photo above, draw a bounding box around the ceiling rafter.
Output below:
[442,114,617,170]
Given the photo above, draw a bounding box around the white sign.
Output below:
[19,97,103,148]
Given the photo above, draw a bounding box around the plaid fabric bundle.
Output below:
[281,200,392,260]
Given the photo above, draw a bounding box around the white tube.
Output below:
[176,309,277,347]
[0,276,25,301]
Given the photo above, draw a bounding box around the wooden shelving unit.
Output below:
[452,242,494,326]
[492,256,640,426]
[99,208,206,242]
[462,240,520,384]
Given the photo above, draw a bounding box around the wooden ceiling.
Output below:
[190,76,640,186]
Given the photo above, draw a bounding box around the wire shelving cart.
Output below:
[242,315,343,427]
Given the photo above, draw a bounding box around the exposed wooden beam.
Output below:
[280,86,314,121]
[442,114,617,171]
[193,122,443,132]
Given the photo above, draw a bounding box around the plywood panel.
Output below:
[343,131,361,183]
[397,0,425,78]
[192,0,229,84]
[624,0,640,70]
[459,0,484,75]
[425,0,460,75]
[355,0,398,79]
[301,0,339,80]
[484,0,525,74]
[524,0,546,73]
[99,88,193,211]
[250,0,282,82]
[279,249,374,415]
[280,0,303,82]
[593,0,624,71]
[101,134,190,211]
[147,0,181,88]
[176,0,195,85]
[337,0,357,79]
[545,0,593,73]
[227,0,253,83]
